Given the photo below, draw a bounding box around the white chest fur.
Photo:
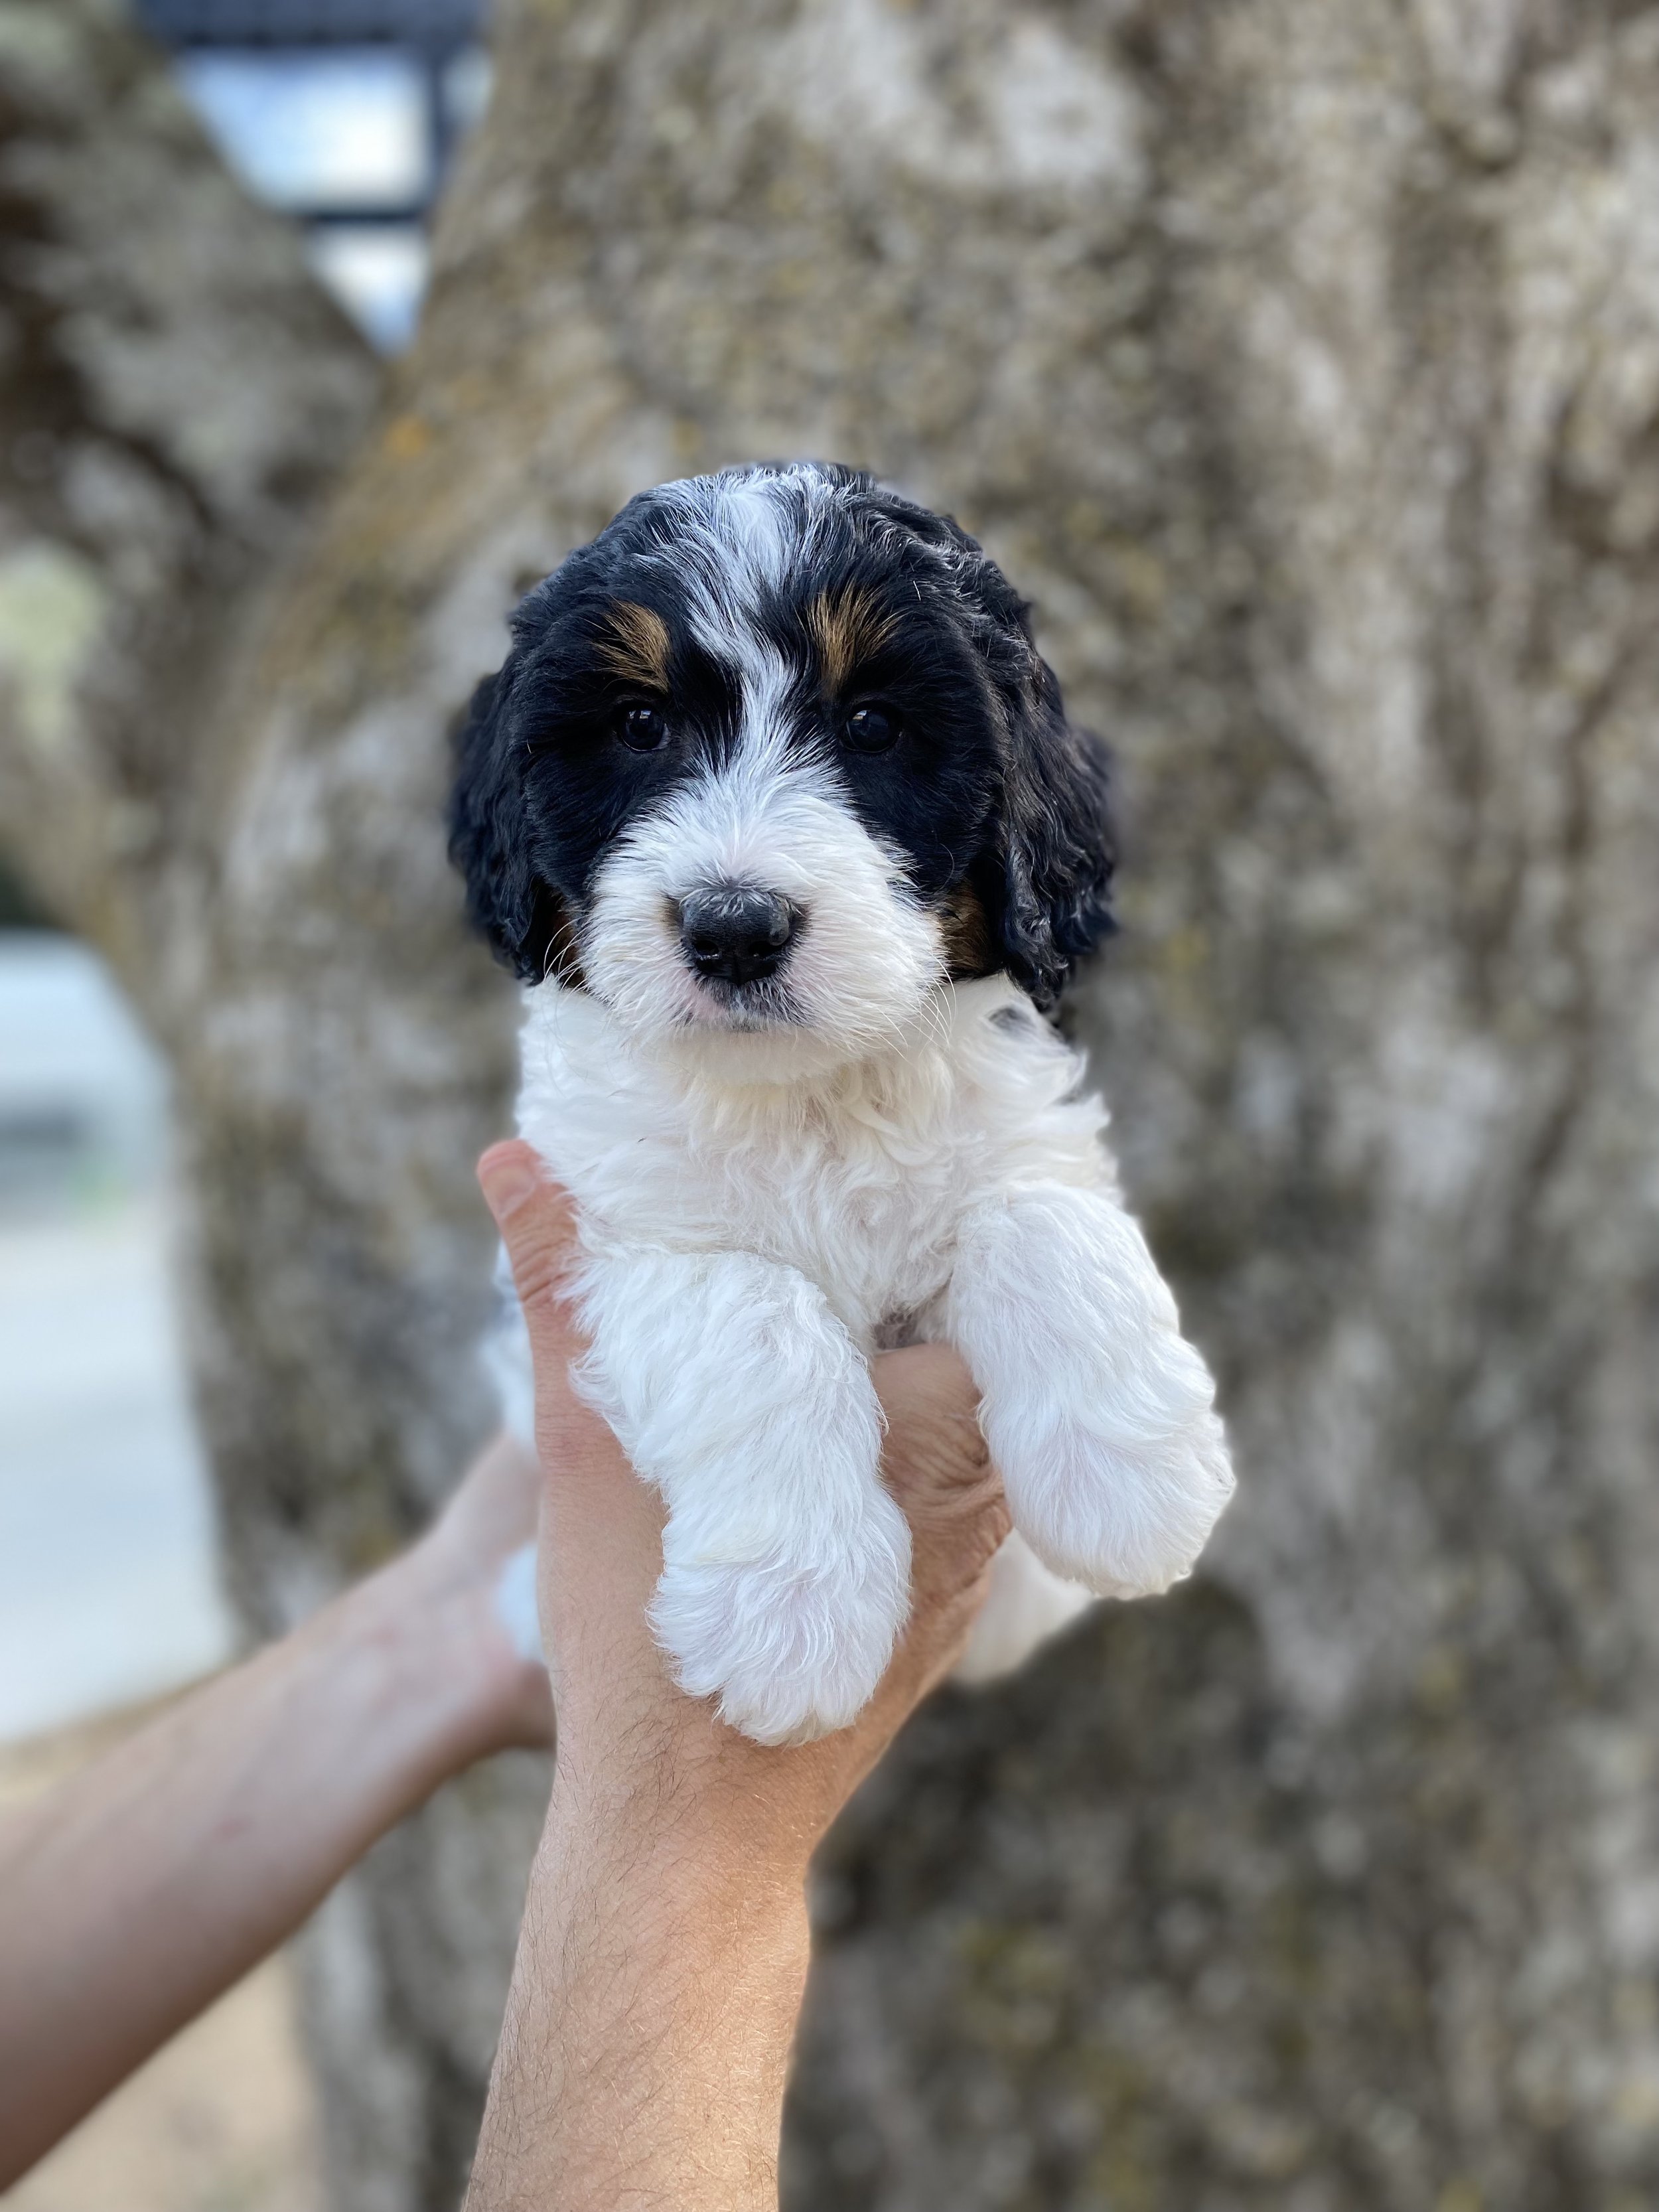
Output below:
[515,975,1111,1347]
[502,974,1234,1745]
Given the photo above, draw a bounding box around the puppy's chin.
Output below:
[596,968,941,1086]
[658,1019,876,1087]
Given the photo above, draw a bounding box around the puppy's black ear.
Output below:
[992,664,1116,1009]
[447,666,557,982]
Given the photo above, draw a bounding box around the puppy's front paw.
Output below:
[990,1333,1236,1600]
[1017,1408,1234,1599]
[652,1494,912,1745]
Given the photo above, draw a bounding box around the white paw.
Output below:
[988,1341,1236,1601]
[946,1183,1237,1601]
[651,1495,913,1745]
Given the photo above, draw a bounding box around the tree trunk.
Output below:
[9,0,1659,2205]
[0,11,536,2205]
[0,0,377,994]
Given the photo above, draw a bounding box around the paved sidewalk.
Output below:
[0,933,234,1741]
[0,1199,236,1741]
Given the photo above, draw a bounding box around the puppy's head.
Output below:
[450,463,1113,1076]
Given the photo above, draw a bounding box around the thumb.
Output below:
[476,1141,581,1363]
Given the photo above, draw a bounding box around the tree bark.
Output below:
[10,0,1659,2205]
[0,0,377,1008]
[0,11,534,2205]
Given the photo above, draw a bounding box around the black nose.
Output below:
[678,885,801,985]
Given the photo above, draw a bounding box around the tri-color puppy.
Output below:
[451,461,1234,1745]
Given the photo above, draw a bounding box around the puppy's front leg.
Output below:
[574,1248,910,1745]
[946,1185,1234,1599]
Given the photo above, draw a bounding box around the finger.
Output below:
[872,1344,1010,1600]
[871,1345,993,1504]
[476,1147,634,1518]
[476,1142,582,1363]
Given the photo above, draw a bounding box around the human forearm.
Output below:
[0,1529,518,2184]
[469,1769,814,2211]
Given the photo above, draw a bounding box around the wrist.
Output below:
[549,1696,837,1897]
[324,1546,515,1799]
[551,1765,816,1929]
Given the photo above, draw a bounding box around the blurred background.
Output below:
[0,0,490,1746]
[1,8,488,2204]
[152,0,491,352]
[6,3,1659,2209]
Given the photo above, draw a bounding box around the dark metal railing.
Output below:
[134,1,482,48]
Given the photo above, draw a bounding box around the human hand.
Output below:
[475,1138,1008,1878]
[390,1429,555,1761]
[465,1140,1009,2211]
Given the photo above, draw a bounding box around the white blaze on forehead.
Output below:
[654,469,788,621]
[705,474,793,591]
[729,637,794,769]
[648,471,822,766]
[648,464,842,667]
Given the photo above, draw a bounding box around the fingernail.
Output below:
[479,1151,541,1222]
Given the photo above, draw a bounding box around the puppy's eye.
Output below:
[843,703,901,754]
[616,703,668,752]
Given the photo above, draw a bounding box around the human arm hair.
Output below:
[0,1434,551,2189]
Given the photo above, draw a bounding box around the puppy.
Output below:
[451,461,1234,1745]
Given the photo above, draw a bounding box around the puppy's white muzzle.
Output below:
[581,739,942,1070]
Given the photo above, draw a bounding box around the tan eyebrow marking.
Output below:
[806,585,897,694]
[541,890,588,991]
[938,883,992,978]
[594,600,671,689]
